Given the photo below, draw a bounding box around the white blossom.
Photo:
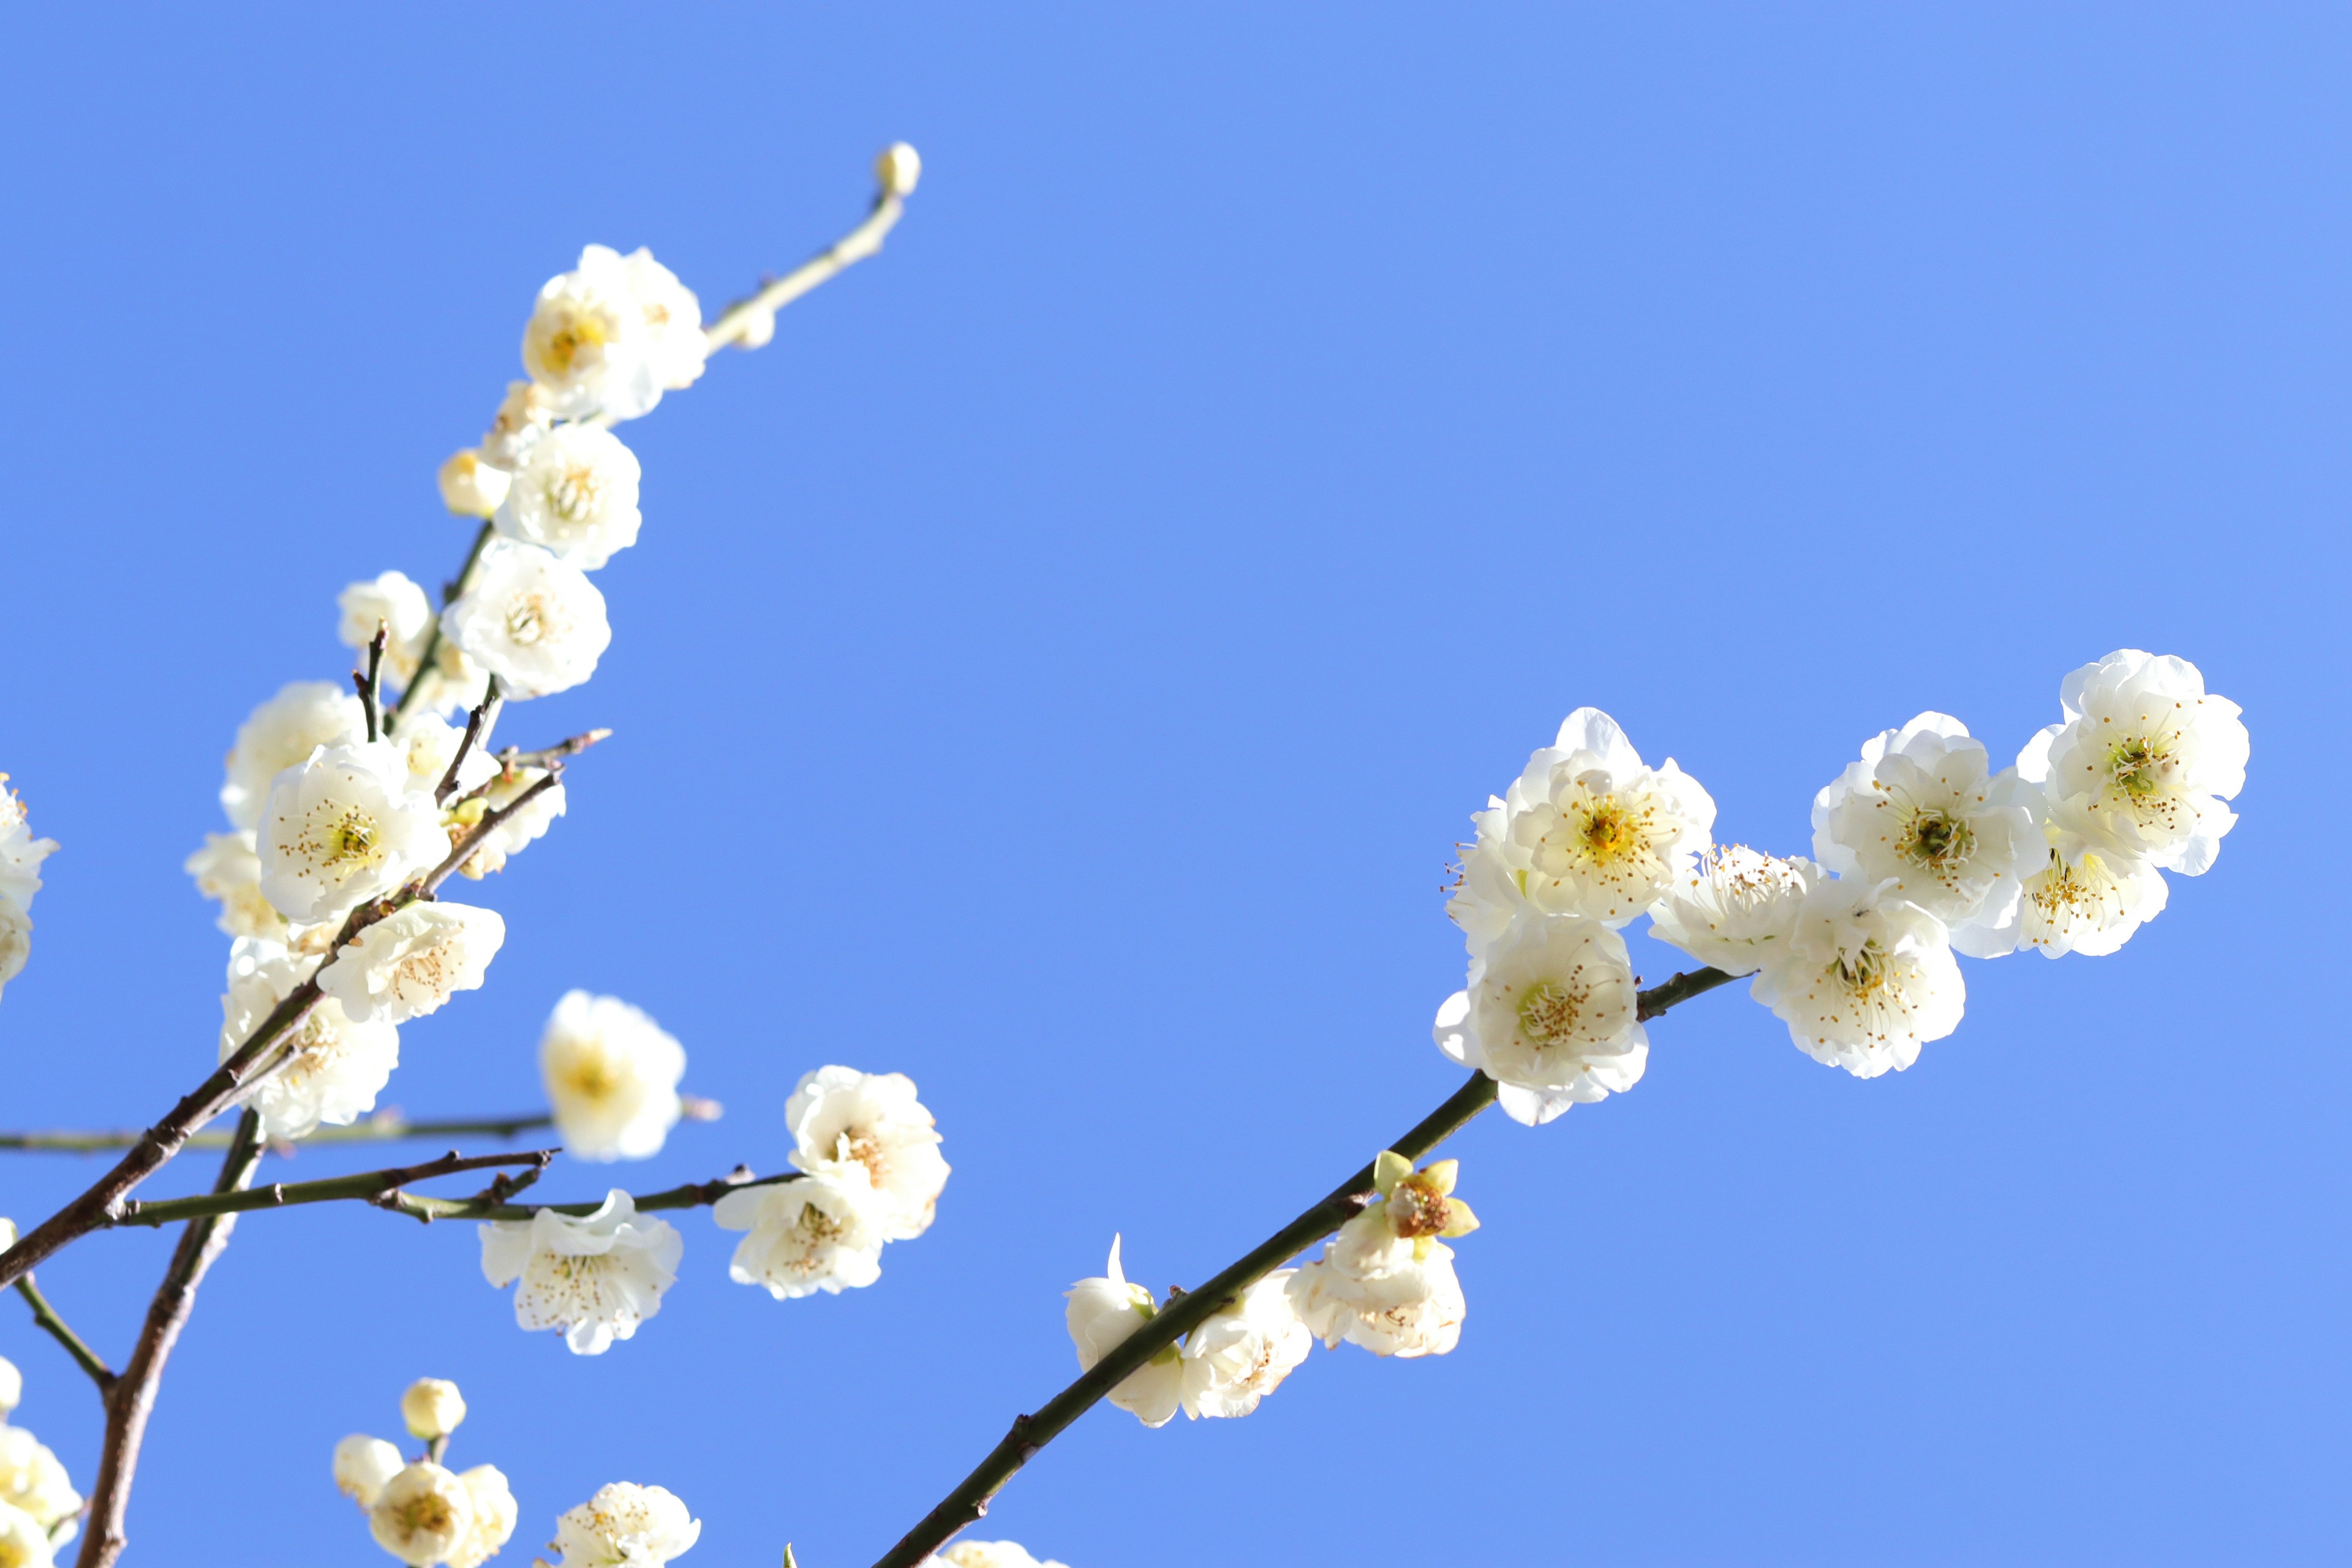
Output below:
[221,940,401,1140]
[876,142,924,198]
[404,638,495,723]
[439,450,511,519]
[319,903,505,1024]
[1749,878,1964,1078]
[521,247,664,421]
[0,1426,79,1536]
[0,1501,51,1568]
[479,380,554,472]
[547,1482,701,1568]
[2035,650,2248,877]
[440,540,611,698]
[1432,913,1646,1126]
[1810,712,2047,959]
[447,1465,518,1568]
[370,1461,475,1567]
[1646,844,1817,978]
[184,830,290,941]
[1447,707,1717,943]
[784,1066,951,1241]
[541,992,685,1162]
[453,766,567,880]
[617,248,707,395]
[938,1545,1066,1568]
[2012,833,2172,959]
[219,681,366,831]
[494,424,643,570]
[395,712,498,802]
[336,1435,405,1509]
[0,905,32,1006]
[257,741,446,922]
[0,1358,17,1417]
[0,783,58,913]
[399,1379,467,1442]
[711,1172,887,1298]
[479,1191,682,1355]
[339,571,437,688]
[1287,1155,1474,1359]
[1065,1237,1184,1428]
[1178,1269,1312,1420]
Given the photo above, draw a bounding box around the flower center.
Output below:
[2107,735,2168,800]
[1902,810,1972,869]
[395,1494,454,1537]
[547,464,605,525]
[1831,941,1894,1003]
[325,810,381,866]
[545,314,608,372]
[1515,979,1584,1045]
[505,594,551,646]
[1387,1178,1452,1238]
[1578,801,1640,863]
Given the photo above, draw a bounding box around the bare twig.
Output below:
[375,1166,797,1225]
[491,728,611,775]
[114,1148,556,1228]
[868,968,1737,1568]
[77,1111,267,1568]
[385,519,496,736]
[0,1112,557,1155]
[421,766,563,891]
[12,1272,115,1392]
[355,621,388,743]
[435,679,503,804]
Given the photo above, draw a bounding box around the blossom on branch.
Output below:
[1433,913,1646,1126]
[521,246,702,424]
[318,902,505,1024]
[399,1379,467,1442]
[712,1172,886,1298]
[541,992,685,1161]
[185,830,290,941]
[1447,707,1716,943]
[937,1545,1069,1568]
[440,540,611,698]
[0,1501,51,1568]
[479,1191,682,1355]
[1645,843,1817,977]
[1748,878,1964,1077]
[337,571,437,690]
[493,424,643,570]
[547,1482,701,1568]
[447,1466,518,1568]
[2035,650,2247,877]
[334,1435,404,1509]
[479,380,554,472]
[396,712,499,803]
[0,780,57,1005]
[222,939,401,1140]
[0,1357,17,1417]
[1178,1269,1313,1420]
[453,766,566,880]
[1065,1236,1185,1428]
[438,450,511,519]
[0,1425,79,1544]
[784,1066,951,1240]
[1287,1153,1474,1359]
[369,1461,475,1567]
[220,681,366,831]
[256,741,446,923]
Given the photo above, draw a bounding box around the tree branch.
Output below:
[702,160,914,355]
[12,1272,115,1392]
[434,679,502,804]
[113,1148,555,1228]
[374,1166,799,1225]
[867,967,1736,1568]
[0,1112,558,1155]
[77,1111,267,1568]
[385,519,496,735]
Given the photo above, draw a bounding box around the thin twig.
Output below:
[867,968,1737,1568]
[0,1112,557,1155]
[374,1166,797,1226]
[703,169,913,354]
[385,519,496,736]
[435,679,503,804]
[355,621,388,743]
[492,728,611,774]
[77,1111,266,1568]
[12,1272,115,1392]
[114,1148,556,1228]
[421,766,563,892]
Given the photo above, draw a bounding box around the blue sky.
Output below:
[0,6,2343,1565]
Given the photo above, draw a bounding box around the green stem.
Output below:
[13,1273,115,1392]
[0,1114,556,1155]
[868,967,1735,1568]
[115,1148,554,1227]
[377,1169,800,1225]
[385,519,496,736]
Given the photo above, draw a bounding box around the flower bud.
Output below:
[875,141,922,198]
[371,1462,476,1567]
[437,450,511,519]
[400,1378,467,1441]
[333,1434,404,1509]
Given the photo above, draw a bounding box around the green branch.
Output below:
[13,1272,115,1392]
[114,1148,555,1227]
[0,1113,557,1155]
[869,967,1736,1568]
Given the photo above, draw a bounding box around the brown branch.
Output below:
[355,621,388,743]
[435,679,503,804]
[113,1148,556,1227]
[0,1112,558,1155]
[373,1165,796,1224]
[77,1111,266,1568]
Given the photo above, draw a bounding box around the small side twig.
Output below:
[491,727,611,775]
[355,622,388,743]
[375,1164,793,1226]
[435,678,504,804]
[113,1148,556,1229]
[421,767,564,893]
[13,1272,115,1392]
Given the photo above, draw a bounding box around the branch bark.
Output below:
[0,1112,558,1155]
[76,1111,267,1568]
[113,1148,554,1227]
[868,967,1736,1568]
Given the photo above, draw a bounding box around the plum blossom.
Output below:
[438,450,511,519]
[335,1436,405,1509]
[440,540,611,699]
[1288,1154,1474,1359]
[479,1191,682,1355]
[0,905,28,1007]
[2011,823,2171,960]
[0,782,57,1006]
[712,1172,886,1298]
[0,1357,17,1417]
[185,830,290,941]
[2035,650,2247,877]
[541,992,685,1161]
[785,1066,950,1240]
[318,903,505,1024]
[479,380,554,472]
[219,681,366,831]
[1646,844,1817,977]
[938,1545,1068,1568]
[1749,878,1964,1078]
[1811,713,2046,959]
[0,1501,50,1568]
[1065,1236,1185,1428]
[370,1462,475,1567]
[338,571,437,688]
[222,940,401,1140]
[1433,913,1646,1126]
[547,1482,701,1568]
[493,424,643,570]
[399,1379,467,1442]
[1178,1270,1313,1420]
[0,1425,79,1539]
[395,712,499,804]
[447,1466,518,1568]
[405,638,494,725]
[616,247,707,396]
[1447,707,1716,943]
[257,741,447,922]
[521,245,702,423]
[452,765,567,880]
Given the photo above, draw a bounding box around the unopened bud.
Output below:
[437,450,510,519]
[334,1433,404,1508]
[401,1377,467,1441]
[875,141,922,198]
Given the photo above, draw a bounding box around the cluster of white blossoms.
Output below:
[1068,1152,1469,1431]
[479,1066,948,1352]
[1442,653,2247,1093]
[336,1379,701,1568]
[0,781,58,1005]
